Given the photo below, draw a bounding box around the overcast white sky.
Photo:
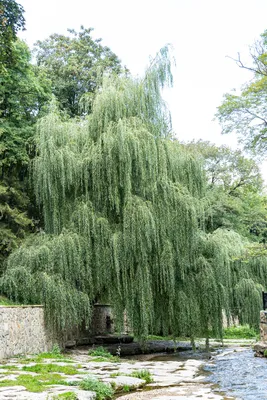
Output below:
[19,0,267,177]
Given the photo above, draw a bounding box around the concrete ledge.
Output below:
[0,305,43,308]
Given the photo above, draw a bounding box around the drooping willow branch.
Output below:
[1,46,265,335]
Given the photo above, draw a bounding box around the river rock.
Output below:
[105,375,146,389]
[117,383,228,399]
[0,389,97,400]
[70,390,96,400]
[253,341,267,357]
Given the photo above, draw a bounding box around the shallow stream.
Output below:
[205,348,267,400]
[151,347,267,400]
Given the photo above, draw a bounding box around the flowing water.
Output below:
[152,348,267,400]
[205,348,267,400]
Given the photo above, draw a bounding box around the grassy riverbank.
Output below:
[147,325,259,342]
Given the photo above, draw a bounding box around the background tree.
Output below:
[0,0,25,69]
[1,16,124,271]
[34,27,125,117]
[216,30,267,155]
[0,38,52,272]
[0,0,52,273]
[186,140,267,240]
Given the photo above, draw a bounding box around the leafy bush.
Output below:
[51,344,62,355]
[79,377,114,400]
[223,325,258,339]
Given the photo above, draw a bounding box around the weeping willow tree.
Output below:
[1,46,266,337]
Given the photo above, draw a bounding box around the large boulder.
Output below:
[253,341,267,357]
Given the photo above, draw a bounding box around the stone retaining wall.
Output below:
[0,305,53,360]
[0,304,130,359]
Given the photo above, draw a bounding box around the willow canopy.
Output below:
[1,46,265,337]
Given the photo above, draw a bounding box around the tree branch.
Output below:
[226,53,267,77]
[243,108,267,125]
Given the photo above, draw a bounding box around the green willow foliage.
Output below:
[1,46,266,335]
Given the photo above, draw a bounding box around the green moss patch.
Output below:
[0,373,66,392]
[52,393,78,399]
[22,363,79,375]
[28,353,73,364]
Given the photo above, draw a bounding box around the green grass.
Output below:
[14,346,73,364]
[22,363,79,375]
[79,377,114,400]
[52,392,78,399]
[0,365,19,370]
[0,295,17,305]
[223,325,258,339]
[88,347,120,363]
[33,344,73,362]
[28,351,73,364]
[0,371,19,376]
[129,369,153,383]
[0,373,65,392]
[0,358,85,394]
[148,327,259,342]
[110,372,120,377]
[34,353,73,363]
[146,335,176,341]
[110,369,153,384]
